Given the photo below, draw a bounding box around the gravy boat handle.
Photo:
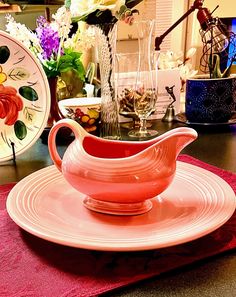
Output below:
[48,119,87,172]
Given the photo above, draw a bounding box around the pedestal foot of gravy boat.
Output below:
[83,197,153,215]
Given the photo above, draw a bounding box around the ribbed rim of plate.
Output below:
[6,161,236,251]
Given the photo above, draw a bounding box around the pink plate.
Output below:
[6,162,236,251]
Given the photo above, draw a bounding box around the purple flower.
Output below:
[36,16,61,60]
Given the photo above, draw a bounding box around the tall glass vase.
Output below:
[117,20,158,139]
[128,20,158,138]
[94,23,121,140]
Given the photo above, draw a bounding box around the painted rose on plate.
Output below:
[0,84,23,126]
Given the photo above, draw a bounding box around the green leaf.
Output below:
[42,60,60,78]
[19,86,38,101]
[0,46,10,64]
[119,5,128,14]
[14,120,27,140]
[64,0,71,9]
[211,54,223,78]
[57,50,85,81]
[126,0,143,9]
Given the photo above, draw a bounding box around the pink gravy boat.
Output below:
[48,119,197,215]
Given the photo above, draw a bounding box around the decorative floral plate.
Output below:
[0,30,50,162]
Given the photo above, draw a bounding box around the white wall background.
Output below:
[117,0,186,54]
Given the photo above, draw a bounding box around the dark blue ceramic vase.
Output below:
[185,75,236,123]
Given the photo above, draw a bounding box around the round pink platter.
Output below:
[6,161,236,251]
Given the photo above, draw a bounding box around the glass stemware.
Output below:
[128,87,157,138]
[128,20,158,139]
[116,52,139,130]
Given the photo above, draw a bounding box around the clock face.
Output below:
[0,30,50,162]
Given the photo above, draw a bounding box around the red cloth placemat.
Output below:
[1,155,236,297]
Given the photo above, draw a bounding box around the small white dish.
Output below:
[59,97,101,134]
[59,97,101,113]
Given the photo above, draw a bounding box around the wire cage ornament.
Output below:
[199,17,236,76]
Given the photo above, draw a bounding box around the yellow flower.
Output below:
[0,66,7,84]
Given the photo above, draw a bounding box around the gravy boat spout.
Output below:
[48,119,198,215]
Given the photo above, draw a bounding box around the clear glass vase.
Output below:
[118,20,158,139]
[94,23,121,140]
[128,20,158,139]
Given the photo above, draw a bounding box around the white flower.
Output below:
[51,6,72,39]
[158,48,198,89]
[69,0,126,18]
[158,52,177,70]
[186,47,196,59]
[179,64,198,81]
[5,14,42,56]
[158,50,185,70]
[64,25,95,52]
